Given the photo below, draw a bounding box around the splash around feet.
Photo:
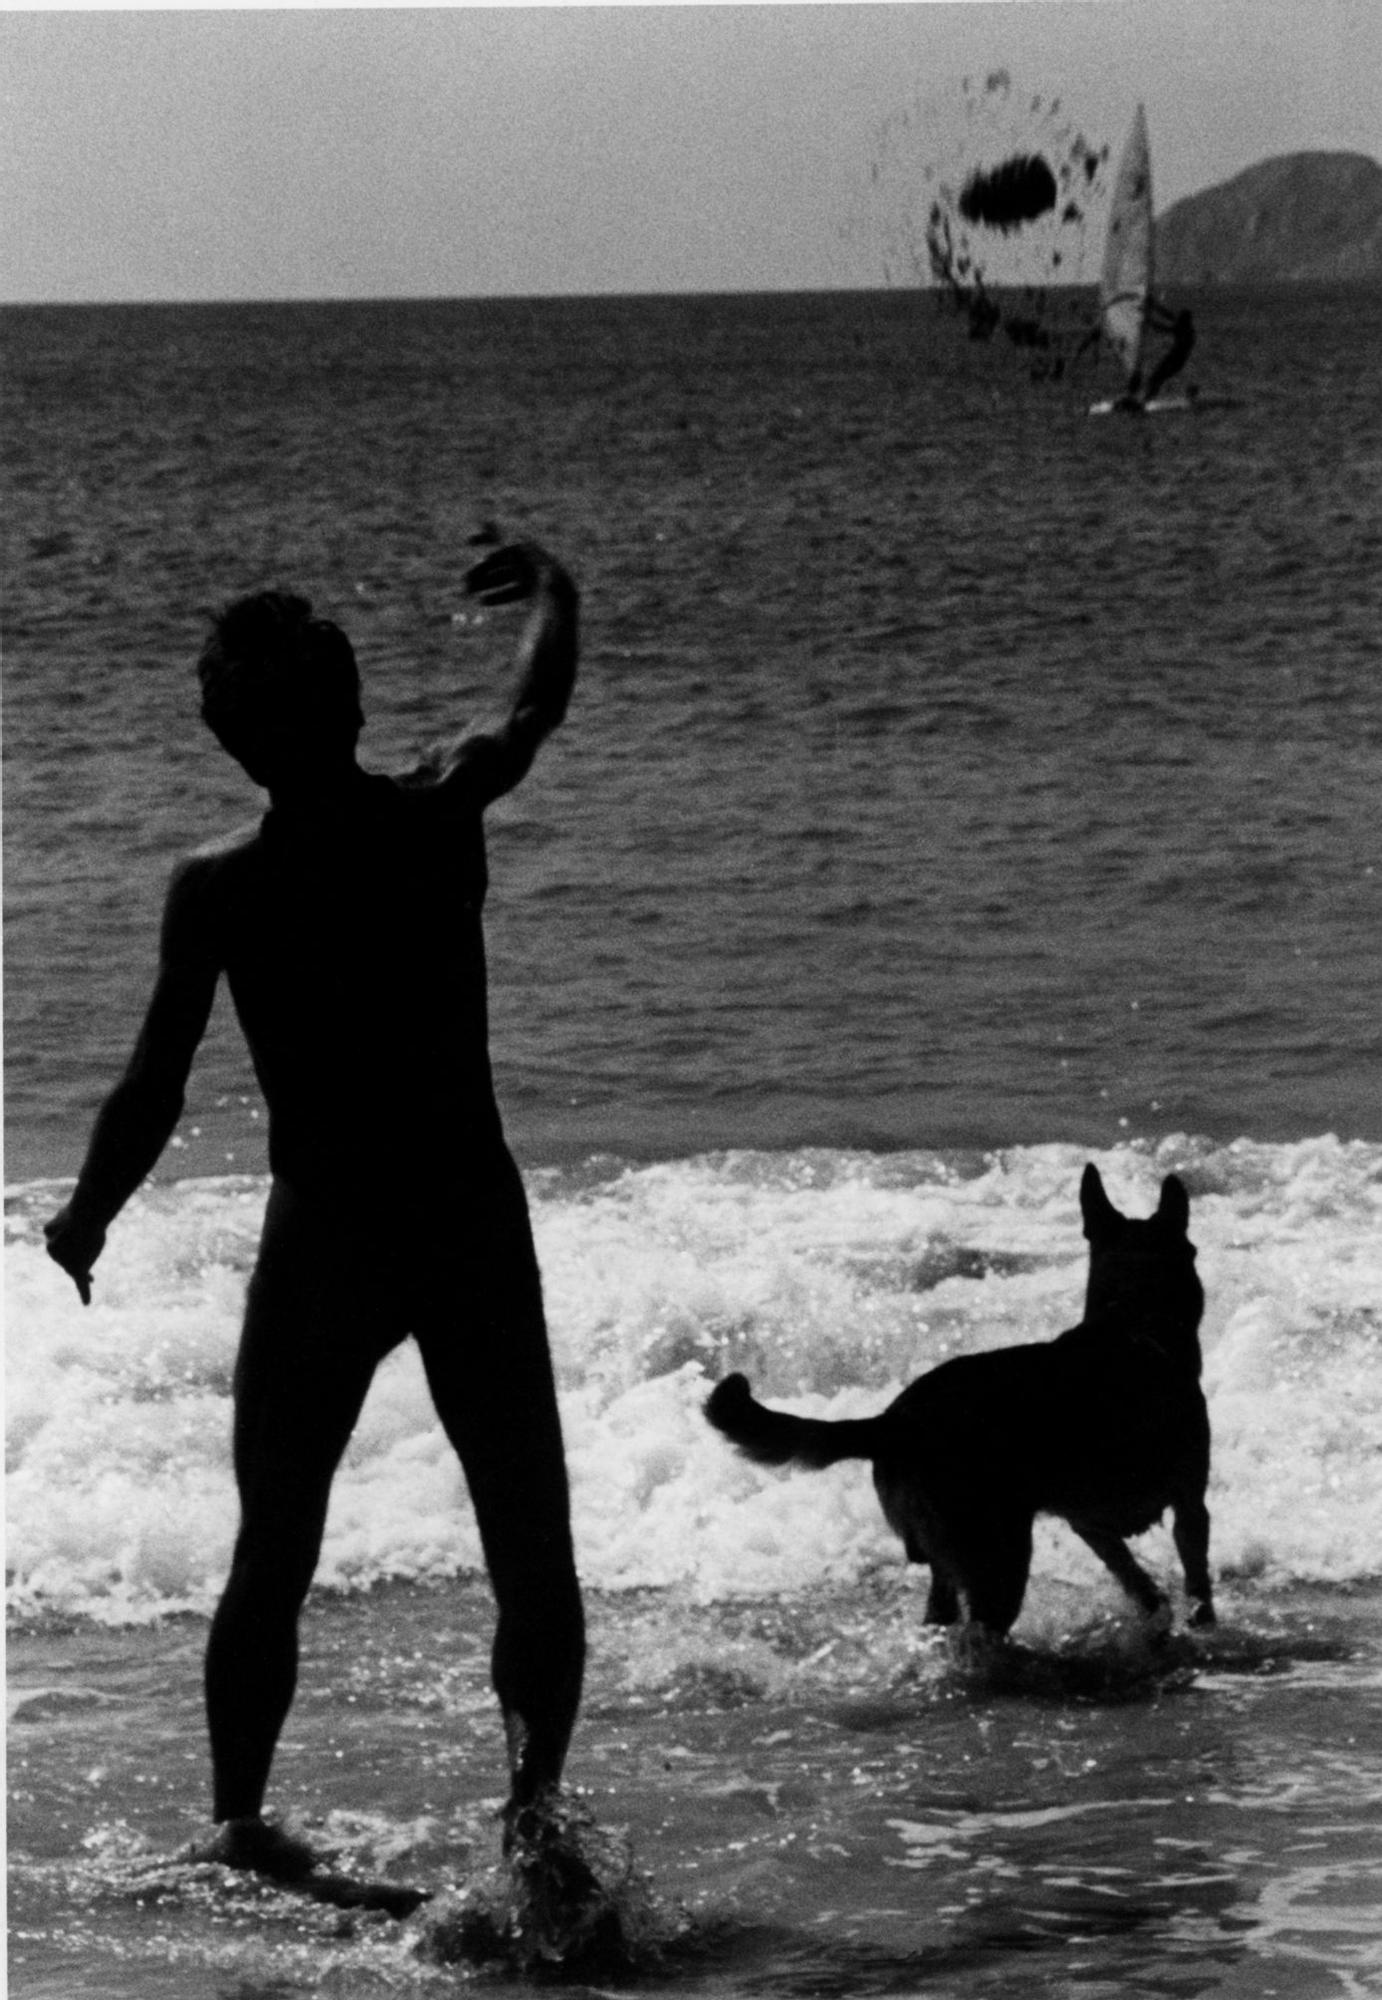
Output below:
[419,1790,682,1976]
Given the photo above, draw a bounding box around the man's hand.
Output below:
[464,540,576,611]
[441,534,579,809]
[44,1204,106,1306]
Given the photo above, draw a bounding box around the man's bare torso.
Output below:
[178,770,503,1187]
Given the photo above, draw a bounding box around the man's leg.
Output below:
[415,1155,585,1833]
[204,1183,392,1841]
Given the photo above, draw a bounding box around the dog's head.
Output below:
[1079,1164,1204,1360]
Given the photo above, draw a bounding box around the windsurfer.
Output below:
[1118,300,1196,408]
[1142,303,1196,401]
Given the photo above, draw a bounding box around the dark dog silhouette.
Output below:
[705,1165,1214,1640]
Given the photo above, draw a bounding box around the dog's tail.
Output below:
[704,1372,886,1470]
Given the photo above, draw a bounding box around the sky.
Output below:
[2,2,1380,304]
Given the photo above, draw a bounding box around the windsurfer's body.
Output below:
[1117,299,1196,409]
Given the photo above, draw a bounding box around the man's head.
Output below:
[197,591,364,789]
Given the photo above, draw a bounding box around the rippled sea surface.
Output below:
[5,288,1381,1178]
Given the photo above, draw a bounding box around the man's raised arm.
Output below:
[45,858,222,1303]
[438,541,579,810]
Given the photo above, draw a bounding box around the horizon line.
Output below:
[9,277,1374,312]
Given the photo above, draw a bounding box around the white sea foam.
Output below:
[7,1136,1381,1623]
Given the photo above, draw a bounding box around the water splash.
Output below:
[418,1792,685,1977]
[9,1137,1382,1623]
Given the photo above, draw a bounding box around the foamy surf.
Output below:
[7,1135,1382,1624]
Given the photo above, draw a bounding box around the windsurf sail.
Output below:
[1099,104,1154,383]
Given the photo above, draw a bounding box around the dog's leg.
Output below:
[955,1516,1033,1641]
[924,1573,960,1625]
[896,1524,958,1625]
[947,1619,1007,1673]
[1072,1526,1171,1625]
[1171,1496,1216,1627]
[883,1487,958,1626]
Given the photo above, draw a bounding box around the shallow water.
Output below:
[9,1139,1382,1990]
[9,1579,1382,1998]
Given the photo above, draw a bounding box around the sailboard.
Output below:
[1089,393,1197,417]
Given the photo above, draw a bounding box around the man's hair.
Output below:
[197,591,363,763]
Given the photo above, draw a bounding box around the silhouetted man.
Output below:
[45,541,585,1879]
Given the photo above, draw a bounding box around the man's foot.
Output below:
[181,1817,428,1917]
[502,1788,551,1859]
[180,1816,324,1882]
[504,1790,605,1903]
[492,1791,627,1967]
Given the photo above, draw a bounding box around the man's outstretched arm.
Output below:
[438,542,579,809]
[45,859,221,1303]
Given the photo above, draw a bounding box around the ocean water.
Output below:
[5,289,1382,1995]
[6,289,1382,1181]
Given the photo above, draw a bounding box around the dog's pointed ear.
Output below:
[1157,1174,1190,1234]
[1081,1162,1120,1239]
